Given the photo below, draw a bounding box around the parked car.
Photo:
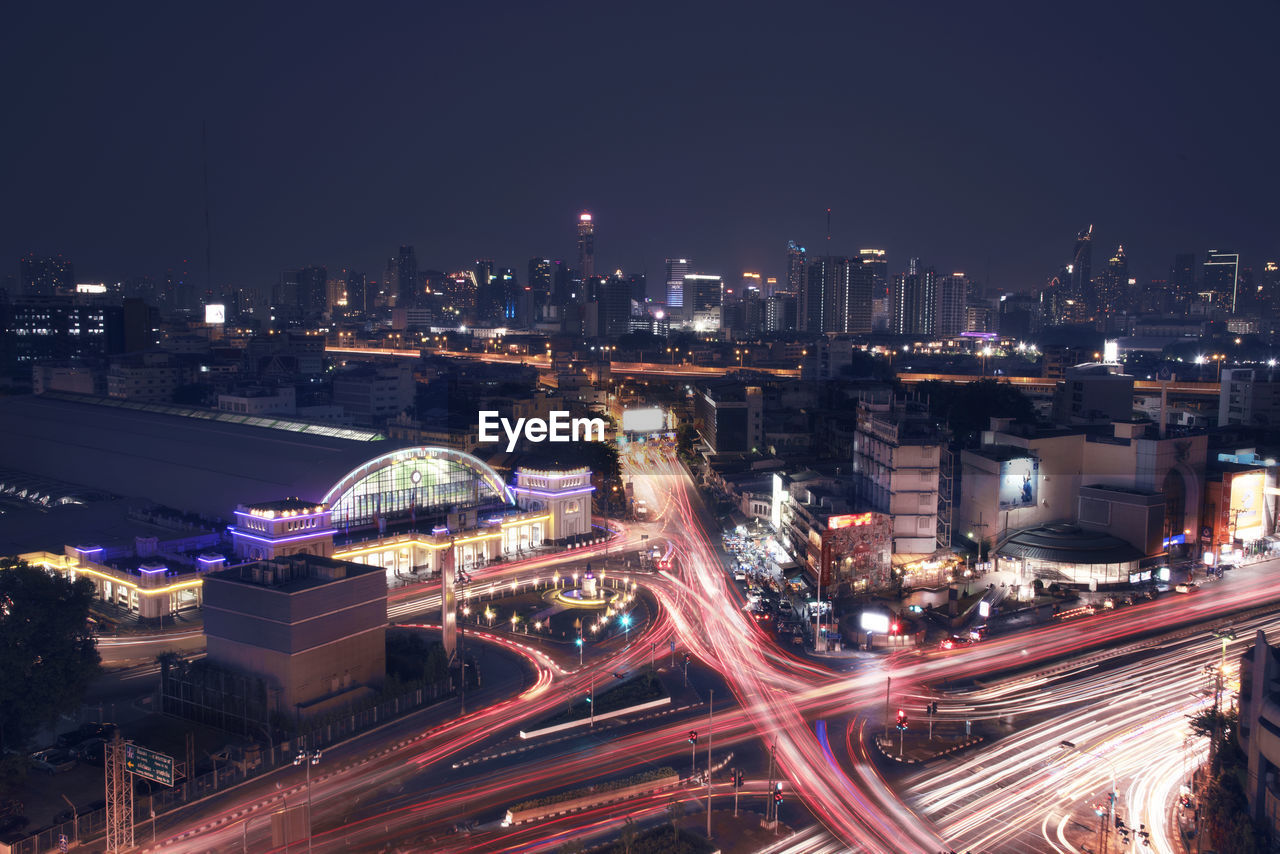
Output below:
[75,738,106,766]
[56,723,116,749]
[30,748,77,774]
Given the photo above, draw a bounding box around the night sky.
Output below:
[4,1,1279,294]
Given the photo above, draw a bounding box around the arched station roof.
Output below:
[323,446,515,522]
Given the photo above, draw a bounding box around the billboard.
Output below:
[860,611,890,634]
[621,407,665,433]
[1228,471,1265,542]
[828,512,873,530]
[997,457,1038,509]
[771,473,785,531]
[204,303,226,324]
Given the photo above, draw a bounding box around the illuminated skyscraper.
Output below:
[577,212,595,280]
[785,240,806,298]
[935,272,969,337]
[1072,225,1094,315]
[665,258,689,311]
[1096,245,1129,316]
[1203,250,1241,314]
[891,258,936,335]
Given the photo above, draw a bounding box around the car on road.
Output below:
[939,635,974,651]
[777,600,793,613]
[1175,582,1199,594]
[733,568,747,582]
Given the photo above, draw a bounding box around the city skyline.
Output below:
[4,3,1279,292]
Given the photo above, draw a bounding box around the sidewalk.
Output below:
[873,723,983,765]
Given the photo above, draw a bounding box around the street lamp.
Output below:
[1058,740,1117,851]
[293,744,322,854]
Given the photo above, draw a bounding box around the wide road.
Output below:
[144,441,1280,852]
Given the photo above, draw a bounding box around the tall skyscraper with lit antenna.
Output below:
[577,212,595,279]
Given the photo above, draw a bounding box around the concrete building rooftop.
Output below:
[0,395,398,518]
[207,554,382,593]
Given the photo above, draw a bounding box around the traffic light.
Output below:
[927,701,938,716]
[772,782,783,804]
[688,730,697,745]
[735,770,744,788]
[896,709,909,731]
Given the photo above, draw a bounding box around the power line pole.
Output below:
[706,689,713,839]
[105,734,133,853]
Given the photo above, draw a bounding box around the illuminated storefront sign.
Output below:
[828,512,873,530]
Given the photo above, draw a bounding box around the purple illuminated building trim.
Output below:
[234,510,330,524]
[197,555,225,564]
[139,566,168,575]
[959,331,999,340]
[230,528,337,546]
[512,486,595,498]
[432,525,450,535]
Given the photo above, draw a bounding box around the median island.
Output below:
[539,671,669,728]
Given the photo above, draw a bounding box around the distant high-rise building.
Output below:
[295,266,327,318]
[20,255,74,297]
[1203,250,1241,314]
[785,241,806,298]
[551,261,578,309]
[935,273,969,337]
[1171,253,1197,312]
[764,292,798,332]
[822,257,874,334]
[528,258,553,297]
[577,213,595,280]
[803,257,831,332]
[599,274,632,337]
[627,272,647,304]
[738,272,763,302]
[686,274,723,313]
[859,249,887,301]
[345,270,367,318]
[396,246,418,308]
[1072,225,1094,314]
[665,258,690,312]
[473,259,494,289]
[1259,262,1280,316]
[1096,245,1129,317]
[891,259,936,336]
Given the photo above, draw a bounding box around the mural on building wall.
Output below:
[824,513,891,591]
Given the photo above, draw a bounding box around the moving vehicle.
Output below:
[1175,582,1199,594]
[939,635,974,651]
